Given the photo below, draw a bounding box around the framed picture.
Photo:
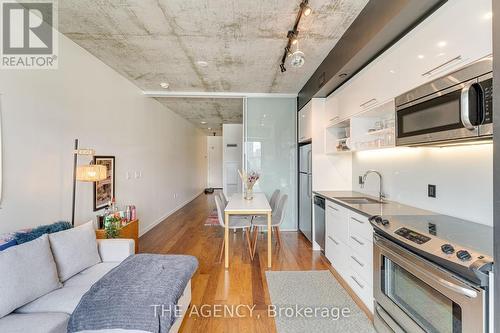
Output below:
[93,156,115,211]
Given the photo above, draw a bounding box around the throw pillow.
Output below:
[0,233,17,251]
[15,221,72,244]
[0,234,62,318]
[48,221,101,282]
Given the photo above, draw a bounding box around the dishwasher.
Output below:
[313,196,325,252]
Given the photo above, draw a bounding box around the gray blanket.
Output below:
[68,254,198,333]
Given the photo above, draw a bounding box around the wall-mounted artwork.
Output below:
[93,156,115,211]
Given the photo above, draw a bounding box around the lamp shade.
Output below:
[76,164,107,182]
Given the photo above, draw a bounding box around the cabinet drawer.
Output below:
[348,212,373,242]
[326,201,349,243]
[348,232,373,263]
[348,251,373,286]
[326,235,348,275]
[346,270,374,313]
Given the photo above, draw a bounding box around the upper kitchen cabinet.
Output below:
[298,101,312,143]
[324,0,492,125]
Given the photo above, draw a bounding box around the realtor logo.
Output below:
[1,0,58,69]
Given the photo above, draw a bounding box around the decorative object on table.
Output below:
[104,216,121,239]
[71,139,107,226]
[238,169,260,200]
[95,219,139,253]
[93,156,115,211]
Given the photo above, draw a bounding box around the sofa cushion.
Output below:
[0,234,62,318]
[0,312,69,333]
[15,285,89,315]
[49,221,101,282]
[64,262,119,288]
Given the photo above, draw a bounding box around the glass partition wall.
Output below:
[244,97,297,230]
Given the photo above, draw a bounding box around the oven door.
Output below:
[396,78,481,146]
[374,234,486,333]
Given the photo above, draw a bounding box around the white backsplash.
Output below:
[352,144,493,226]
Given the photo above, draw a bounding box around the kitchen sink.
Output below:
[337,197,385,204]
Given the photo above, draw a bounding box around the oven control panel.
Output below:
[395,227,431,245]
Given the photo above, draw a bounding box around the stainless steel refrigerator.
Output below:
[298,144,312,242]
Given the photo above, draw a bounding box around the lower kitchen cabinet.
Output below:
[325,200,374,313]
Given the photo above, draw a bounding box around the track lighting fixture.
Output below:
[279,0,311,73]
[301,2,312,16]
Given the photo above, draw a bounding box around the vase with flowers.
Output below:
[239,170,260,200]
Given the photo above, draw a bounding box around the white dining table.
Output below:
[224,192,272,269]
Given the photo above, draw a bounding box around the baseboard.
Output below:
[139,191,204,237]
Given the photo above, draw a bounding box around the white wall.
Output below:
[352,145,493,225]
[222,124,243,196]
[311,98,352,191]
[0,33,207,235]
[207,136,223,188]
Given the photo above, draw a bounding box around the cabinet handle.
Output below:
[421,55,462,77]
[351,217,365,224]
[360,98,377,109]
[350,275,365,289]
[351,255,365,267]
[327,205,339,211]
[351,236,365,246]
[328,236,339,245]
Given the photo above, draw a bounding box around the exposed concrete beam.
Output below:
[297,0,447,110]
[144,91,297,99]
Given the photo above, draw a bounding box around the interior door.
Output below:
[207,137,223,188]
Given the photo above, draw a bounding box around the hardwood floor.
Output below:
[139,192,347,332]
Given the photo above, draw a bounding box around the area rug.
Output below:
[265,270,375,333]
[204,209,219,226]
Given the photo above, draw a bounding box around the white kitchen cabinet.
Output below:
[325,201,349,244]
[298,101,312,143]
[323,0,492,130]
[324,198,374,313]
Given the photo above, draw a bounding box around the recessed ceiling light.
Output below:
[437,52,446,57]
[160,82,169,89]
[437,41,447,48]
[196,61,208,67]
[417,54,425,59]
[208,127,212,130]
[200,121,207,124]
[389,70,395,74]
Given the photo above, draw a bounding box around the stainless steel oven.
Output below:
[373,234,487,333]
[395,56,492,146]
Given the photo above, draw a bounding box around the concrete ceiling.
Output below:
[58,0,368,132]
[156,98,243,135]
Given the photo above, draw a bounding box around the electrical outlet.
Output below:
[428,184,436,198]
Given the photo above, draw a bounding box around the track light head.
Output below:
[301,1,312,16]
[280,63,287,73]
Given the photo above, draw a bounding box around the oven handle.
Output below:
[460,81,477,130]
[374,234,480,299]
[436,277,478,298]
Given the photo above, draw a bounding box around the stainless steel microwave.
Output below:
[395,56,493,146]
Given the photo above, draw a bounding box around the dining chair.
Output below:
[217,191,229,207]
[214,195,253,262]
[269,189,281,211]
[251,194,288,258]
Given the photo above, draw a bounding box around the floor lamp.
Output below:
[71,139,107,226]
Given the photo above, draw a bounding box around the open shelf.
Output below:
[324,100,395,154]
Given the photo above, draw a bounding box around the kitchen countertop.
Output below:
[313,191,438,218]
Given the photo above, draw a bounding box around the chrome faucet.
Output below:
[360,170,385,202]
